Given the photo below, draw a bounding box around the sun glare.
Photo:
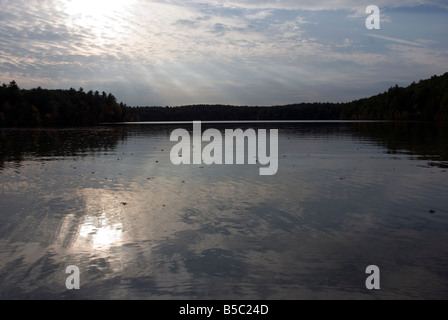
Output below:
[62,0,137,42]
[64,0,135,19]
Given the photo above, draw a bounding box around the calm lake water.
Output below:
[0,121,447,300]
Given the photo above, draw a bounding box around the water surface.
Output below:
[0,121,447,299]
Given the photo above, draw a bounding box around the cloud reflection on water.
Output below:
[0,122,447,299]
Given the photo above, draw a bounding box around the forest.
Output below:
[340,72,448,121]
[1,72,447,127]
[0,82,135,126]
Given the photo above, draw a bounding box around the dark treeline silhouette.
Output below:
[125,72,448,122]
[0,81,136,126]
[127,103,343,122]
[1,72,447,127]
[341,72,448,121]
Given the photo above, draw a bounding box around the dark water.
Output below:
[0,121,447,300]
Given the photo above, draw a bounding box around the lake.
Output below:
[0,121,447,300]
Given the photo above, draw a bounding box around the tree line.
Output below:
[1,72,447,127]
[0,81,137,126]
[341,72,448,121]
[126,102,343,122]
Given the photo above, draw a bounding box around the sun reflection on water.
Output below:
[79,216,123,249]
[73,188,125,251]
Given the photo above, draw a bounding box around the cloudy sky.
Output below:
[1,0,447,106]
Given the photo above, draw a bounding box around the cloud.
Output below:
[180,0,448,11]
[244,10,273,20]
[0,0,447,106]
[367,34,425,47]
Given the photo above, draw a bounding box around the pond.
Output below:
[0,121,447,299]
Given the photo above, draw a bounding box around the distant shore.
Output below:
[1,72,447,127]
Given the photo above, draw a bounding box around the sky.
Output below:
[0,0,447,106]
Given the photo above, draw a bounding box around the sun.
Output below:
[61,0,137,42]
[63,0,135,19]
